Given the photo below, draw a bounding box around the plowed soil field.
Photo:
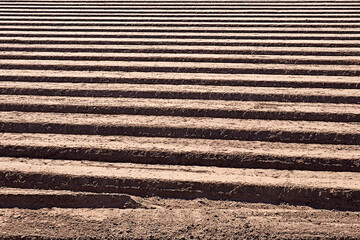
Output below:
[0,0,360,239]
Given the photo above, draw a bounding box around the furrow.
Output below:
[2,21,360,29]
[0,111,359,145]
[0,59,358,76]
[1,7,360,10]
[1,133,360,171]
[2,3,360,6]
[1,17,359,23]
[3,24,360,30]
[1,15,360,20]
[1,44,359,56]
[1,95,359,122]
[0,188,140,209]
[1,32,359,40]
[2,2,360,5]
[2,30,360,37]
[1,157,359,210]
[2,9,360,13]
[2,1,360,4]
[4,0,360,2]
[1,70,358,89]
[1,51,360,65]
[4,1,358,4]
[1,8,360,12]
[1,14,359,18]
[1,26,360,34]
[1,38,360,48]
[1,82,359,103]
[2,7,360,10]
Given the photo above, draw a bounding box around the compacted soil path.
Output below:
[0,0,360,239]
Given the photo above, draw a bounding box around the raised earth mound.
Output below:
[0,0,360,239]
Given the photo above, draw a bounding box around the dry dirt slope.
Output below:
[0,0,360,239]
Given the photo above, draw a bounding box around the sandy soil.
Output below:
[1,60,359,77]
[2,69,359,84]
[2,81,359,97]
[2,132,360,160]
[3,95,360,114]
[1,196,360,239]
[1,43,360,55]
[1,0,360,238]
[1,157,360,211]
[1,111,359,133]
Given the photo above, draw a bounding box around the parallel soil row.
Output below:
[1,157,360,211]
[2,70,359,88]
[0,188,140,209]
[5,27,360,34]
[0,2,359,234]
[2,52,360,66]
[1,60,360,76]
[3,18,360,22]
[2,36,360,43]
[1,133,360,171]
[1,95,359,121]
[3,23,360,29]
[3,1,360,3]
[2,44,360,55]
[1,82,359,104]
[3,5,360,7]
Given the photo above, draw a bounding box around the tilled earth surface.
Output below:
[0,0,360,239]
[1,196,360,239]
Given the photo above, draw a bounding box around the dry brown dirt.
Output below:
[1,195,360,240]
[0,0,360,239]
